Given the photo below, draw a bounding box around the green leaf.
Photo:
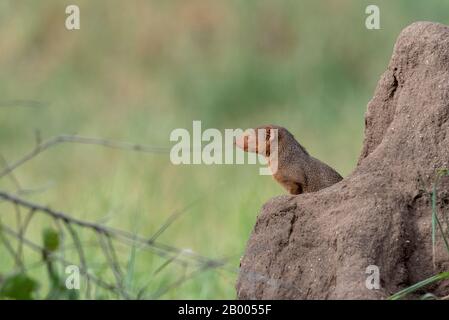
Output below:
[0,273,39,300]
[42,228,60,252]
[388,271,449,300]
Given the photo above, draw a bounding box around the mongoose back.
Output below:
[235,125,343,195]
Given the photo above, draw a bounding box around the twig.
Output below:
[0,134,170,180]
[63,221,91,299]
[16,182,56,197]
[16,209,35,268]
[97,233,129,299]
[0,221,23,268]
[0,99,47,108]
[13,203,24,268]
[0,154,22,190]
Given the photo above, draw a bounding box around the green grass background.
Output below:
[1,0,449,299]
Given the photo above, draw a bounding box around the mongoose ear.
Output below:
[264,126,277,142]
[260,126,276,157]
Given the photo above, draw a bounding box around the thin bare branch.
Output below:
[16,208,35,266]
[0,99,48,108]
[63,221,92,299]
[14,203,24,267]
[0,134,170,180]
[97,233,129,299]
[0,221,23,268]
[0,153,22,190]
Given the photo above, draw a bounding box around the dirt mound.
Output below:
[236,21,449,299]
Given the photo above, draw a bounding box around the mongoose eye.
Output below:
[235,131,250,151]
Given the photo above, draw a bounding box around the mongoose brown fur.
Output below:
[235,125,343,195]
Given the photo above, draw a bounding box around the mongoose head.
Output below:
[235,125,307,158]
[234,125,282,157]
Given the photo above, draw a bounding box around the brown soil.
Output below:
[236,21,449,300]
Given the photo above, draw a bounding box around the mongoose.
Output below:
[235,125,343,195]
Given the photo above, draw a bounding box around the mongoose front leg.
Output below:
[279,179,303,195]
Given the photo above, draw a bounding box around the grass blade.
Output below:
[388,271,449,300]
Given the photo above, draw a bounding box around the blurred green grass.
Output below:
[1,0,449,299]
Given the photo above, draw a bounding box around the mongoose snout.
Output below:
[235,125,343,195]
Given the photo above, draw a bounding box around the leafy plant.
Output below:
[0,273,39,300]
